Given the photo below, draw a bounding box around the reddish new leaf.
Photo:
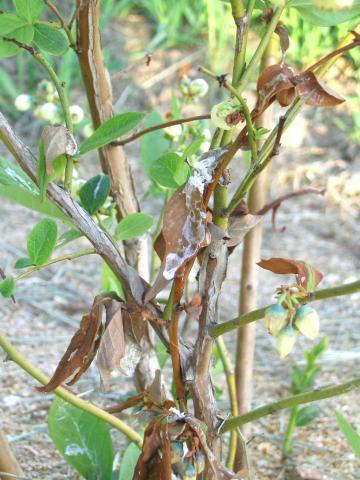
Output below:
[37,297,104,392]
[258,257,323,290]
[293,71,345,107]
[255,64,295,114]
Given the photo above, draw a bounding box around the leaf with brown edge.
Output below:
[37,298,104,392]
[293,71,345,107]
[255,64,295,114]
[96,299,125,392]
[133,417,172,480]
[41,125,77,175]
[258,257,323,290]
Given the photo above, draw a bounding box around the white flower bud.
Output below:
[189,78,209,98]
[82,123,94,138]
[33,103,58,122]
[277,325,297,358]
[69,105,84,124]
[294,306,320,340]
[14,94,32,112]
[164,124,182,138]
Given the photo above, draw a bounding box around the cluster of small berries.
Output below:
[265,303,320,358]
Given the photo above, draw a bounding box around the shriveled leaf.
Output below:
[147,370,166,407]
[115,212,154,240]
[227,213,262,247]
[0,277,16,298]
[48,398,113,480]
[79,112,146,155]
[34,22,68,55]
[41,126,77,176]
[133,418,172,480]
[119,443,141,480]
[255,64,295,114]
[38,297,106,392]
[96,300,125,392]
[79,174,111,215]
[258,257,323,290]
[27,218,58,266]
[294,71,345,107]
[275,23,290,60]
[335,411,360,458]
[150,152,190,189]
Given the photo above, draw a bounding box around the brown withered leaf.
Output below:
[227,213,263,248]
[275,23,289,61]
[293,71,345,107]
[96,299,125,392]
[144,186,207,303]
[258,257,323,289]
[37,298,104,392]
[184,292,203,322]
[255,64,295,114]
[41,125,77,175]
[147,369,166,407]
[122,303,147,346]
[133,418,172,480]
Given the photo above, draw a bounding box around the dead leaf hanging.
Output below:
[255,64,296,114]
[258,257,323,290]
[293,71,345,107]
[41,125,77,175]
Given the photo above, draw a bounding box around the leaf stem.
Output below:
[15,248,96,281]
[0,333,143,447]
[221,375,360,433]
[210,279,360,337]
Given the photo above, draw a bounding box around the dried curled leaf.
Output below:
[293,71,345,107]
[275,23,290,61]
[144,149,226,303]
[37,296,105,392]
[255,64,295,114]
[227,213,263,248]
[258,257,323,290]
[41,125,77,175]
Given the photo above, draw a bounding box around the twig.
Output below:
[0,333,143,447]
[210,278,360,337]
[111,114,210,147]
[256,187,326,216]
[221,375,360,432]
[44,0,76,48]
[111,53,153,81]
[15,248,96,281]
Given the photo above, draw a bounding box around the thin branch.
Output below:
[15,248,96,281]
[256,187,326,216]
[221,375,360,433]
[210,279,360,337]
[111,114,210,147]
[44,0,76,48]
[0,333,143,447]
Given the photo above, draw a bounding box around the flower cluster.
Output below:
[265,302,320,359]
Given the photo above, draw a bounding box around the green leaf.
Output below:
[56,229,83,250]
[140,111,169,175]
[118,443,141,480]
[14,0,44,22]
[150,152,189,189]
[290,1,360,25]
[181,136,205,160]
[34,22,68,55]
[79,112,146,155]
[79,174,111,215]
[0,277,16,298]
[15,257,33,269]
[48,397,114,480]
[27,218,58,266]
[156,341,169,369]
[37,139,48,202]
[0,14,28,36]
[335,411,360,458]
[0,157,67,221]
[115,212,154,240]
[0,66,19,97]
[100,262,125,300]
[295,406,321,427]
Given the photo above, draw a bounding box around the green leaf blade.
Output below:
[14,257,33,269]
[48,398,114,480]
[335,411,360,458]
[34,23,68,55]
[79,112,146,155]
[295,406,321,427]
[115,212,154,240]
[118,443,141,480]
[27,218,58,266]
[79,174,111,215]
[0,277,16,298]
[149,152,189,189]
[14,0,44,22]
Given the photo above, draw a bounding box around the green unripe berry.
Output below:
[294,305,320,340]
[277,325,297,358]
[264,304,288,336]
